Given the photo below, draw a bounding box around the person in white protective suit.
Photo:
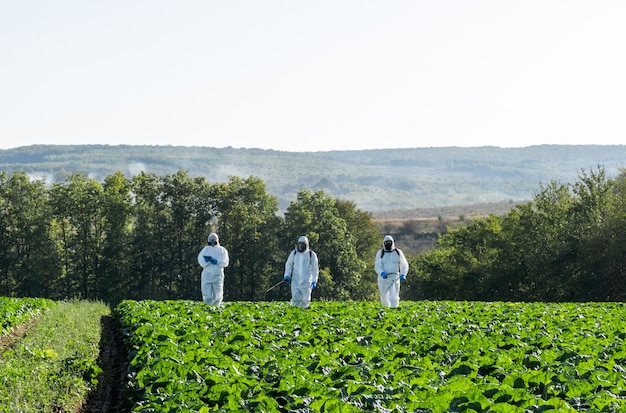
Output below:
[197,232,230,306]
[374,235,409,308]
[283,236,319,308]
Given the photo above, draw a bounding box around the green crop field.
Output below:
[116,300,626,412]
[3,298,626,411]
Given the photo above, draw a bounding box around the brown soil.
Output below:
[0,318,37,356]
[81,315,128,413]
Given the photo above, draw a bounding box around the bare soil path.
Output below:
[82,315,128,413]
[0,318,36,355]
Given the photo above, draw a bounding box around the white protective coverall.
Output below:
[197,232,230,306]
[374,235,409,308]
[284,236,319,308]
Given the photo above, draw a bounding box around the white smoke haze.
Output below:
[204,164,248,183]
[28,172,55,186]
[172,154,194,176]
[128,162,147,177]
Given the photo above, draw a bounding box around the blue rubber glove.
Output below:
[203,255,211,263]
[284,275,291,284]
[210,257,218,265]
[381,271,387,279]
[311,281,316,289]
[400,274,406,282]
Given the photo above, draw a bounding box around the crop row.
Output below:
[115,300,626,412]
[0,297,55,337]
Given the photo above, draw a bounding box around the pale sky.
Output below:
[1,1,625,152]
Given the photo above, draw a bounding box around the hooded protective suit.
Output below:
[284,236,319,308]
[197,232,230,306]
[374,235,409,308]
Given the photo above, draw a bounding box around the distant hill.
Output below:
[1,144,625,213]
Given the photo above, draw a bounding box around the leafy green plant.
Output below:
[116,300,626,412]
[0,297,54,336]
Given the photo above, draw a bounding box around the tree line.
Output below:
[0,170,381,305]
[408,167,626,302]
[3,166,626,304]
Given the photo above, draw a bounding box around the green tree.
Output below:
[128,172,168,299]
[99,171,133,304]
[129,172,172,299]
[410,215,504,300]
[601,168,626,300]
[0,172,60,297]
[409,246,461,300]
[567,167,615,300]
[334,199,380,300]
[49,173,105,299]
[215,176,281,301]
[493,203,539,301]
[283,190,365,301]
[162,170,217,300]
[129,170,218,301]
[178,174,217,300]
[411,167,621,302]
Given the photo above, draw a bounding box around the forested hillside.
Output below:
[2,144,625,211]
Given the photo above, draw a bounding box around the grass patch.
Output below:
[0,299,110,412]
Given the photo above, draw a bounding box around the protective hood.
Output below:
[208,232,219,245]
[382,235,395,250]
[297,235,310,251]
